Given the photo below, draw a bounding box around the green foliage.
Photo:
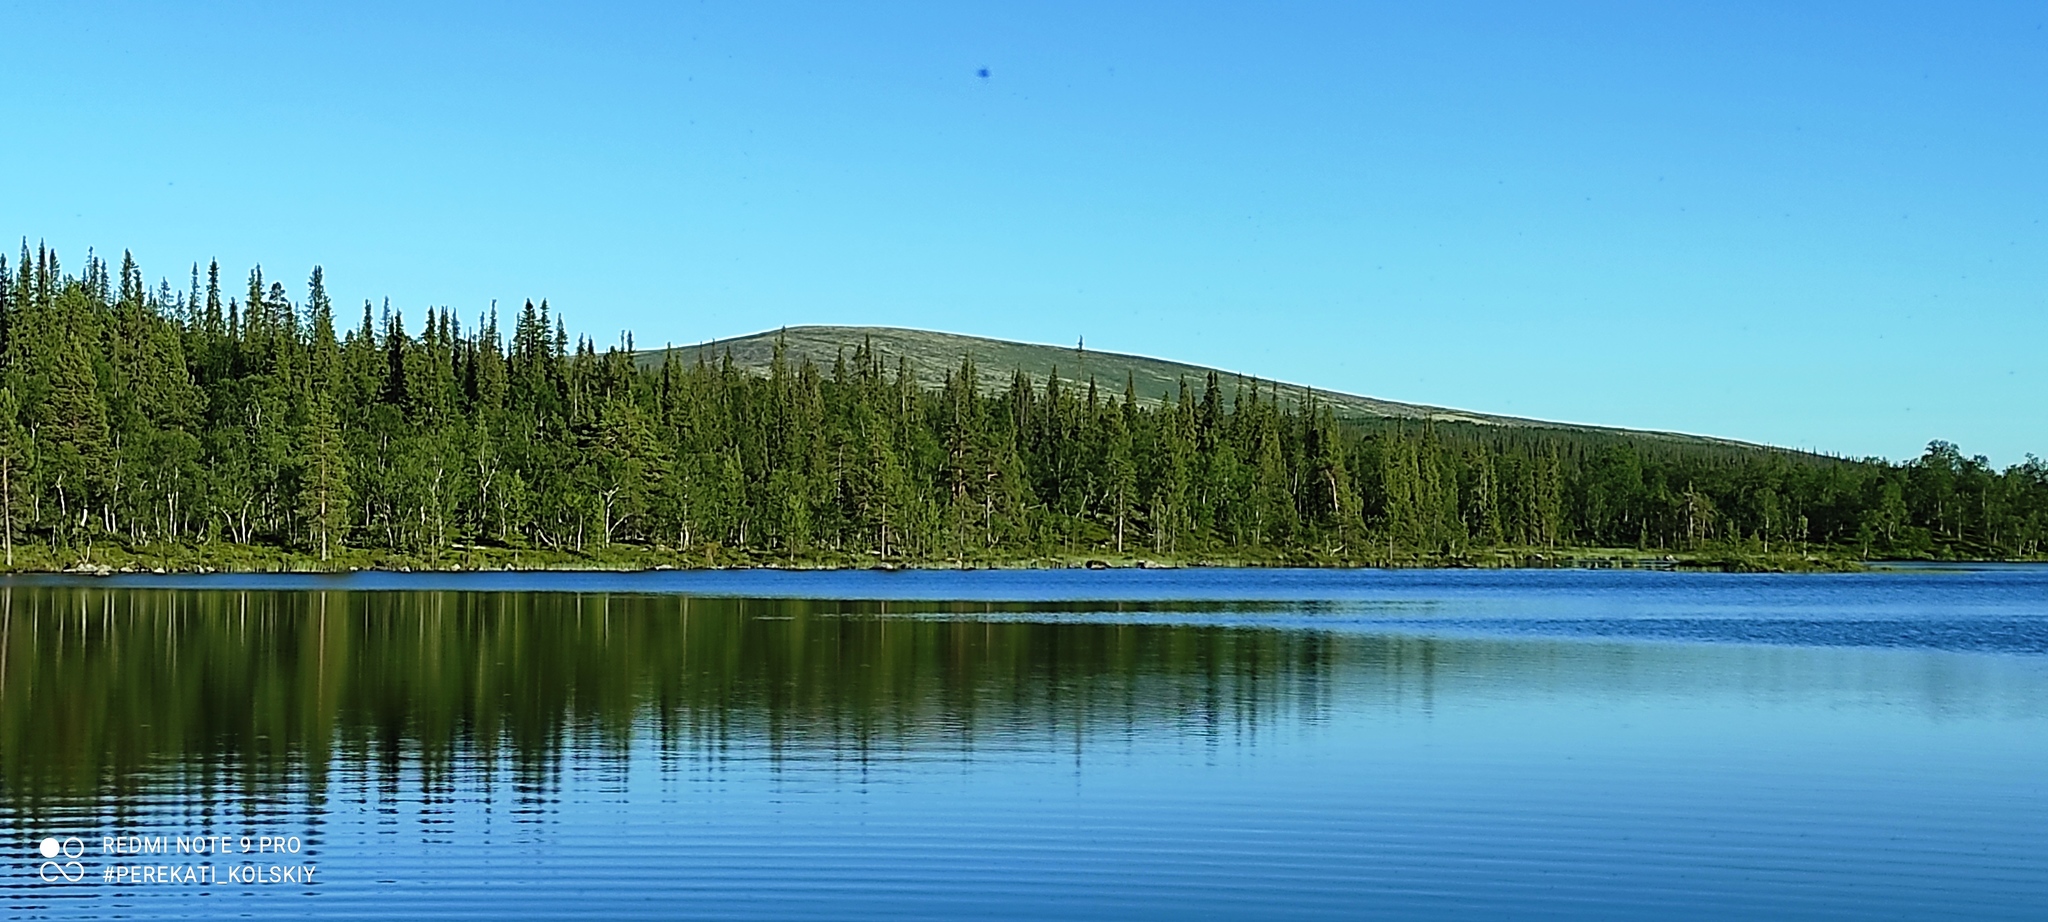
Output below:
[0,241,2043,569]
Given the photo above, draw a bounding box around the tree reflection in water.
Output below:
[0,587,1362,818]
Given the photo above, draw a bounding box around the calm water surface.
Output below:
[1,568,2044,920]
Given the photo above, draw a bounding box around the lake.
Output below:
[3,567,2045,920]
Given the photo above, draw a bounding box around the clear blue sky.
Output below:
[6,2,2043,464]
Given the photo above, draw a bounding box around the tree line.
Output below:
[0,242,2041,567]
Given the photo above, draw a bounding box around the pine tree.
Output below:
[297,393,351,559]
[1251,411,1294,549]
[0,242,2036,569]
[36,288,113,544]
[0,388,25,564]
[1104,398,1136,554]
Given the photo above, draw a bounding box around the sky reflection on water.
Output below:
[2,570,2044,919]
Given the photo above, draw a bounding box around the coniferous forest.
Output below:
[0,243,2042,571]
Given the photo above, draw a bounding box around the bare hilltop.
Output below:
[640,325,1755,450]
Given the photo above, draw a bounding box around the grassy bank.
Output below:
[0,540,1927,576]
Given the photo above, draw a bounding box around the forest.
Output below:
[0,242,2041,570]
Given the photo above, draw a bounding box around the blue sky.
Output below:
[5,2,2043,463]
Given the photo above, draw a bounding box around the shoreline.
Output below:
[1,542,2034,578]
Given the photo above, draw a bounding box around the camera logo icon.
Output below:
[37,837,86,882]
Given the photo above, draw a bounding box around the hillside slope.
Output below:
[638,325,1754,449]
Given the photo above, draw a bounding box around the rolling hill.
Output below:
[637,325,1755,450]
